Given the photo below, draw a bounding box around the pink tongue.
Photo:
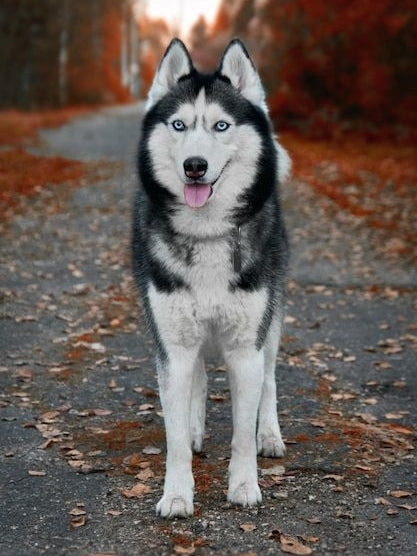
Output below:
[184,184,211,208]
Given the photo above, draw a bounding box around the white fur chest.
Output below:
[148,235,268,351]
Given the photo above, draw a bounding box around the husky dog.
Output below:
[132,38,290,518]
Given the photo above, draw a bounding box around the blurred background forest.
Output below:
[1,0,416,260]
[1,0,415,136]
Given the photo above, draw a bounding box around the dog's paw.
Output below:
[156,492,194,519]
[227,481,262,507]
[257,432,286,458]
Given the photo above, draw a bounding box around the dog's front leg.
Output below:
[225,348,264,506]
[156,348,196,518]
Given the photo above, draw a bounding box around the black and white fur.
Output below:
[132,38,290,518]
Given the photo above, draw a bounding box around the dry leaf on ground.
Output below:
[174,545,195,555]
[240,523,257,532]
[121,482,152,499]
[391,490,413,498]
[280,534,313,555]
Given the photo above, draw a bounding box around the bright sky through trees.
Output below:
[143,0,221,37]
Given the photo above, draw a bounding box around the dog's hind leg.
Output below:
[190,356,207,453]
[156,347,197,519]
[225,347,264,506]
[257,319,286,457]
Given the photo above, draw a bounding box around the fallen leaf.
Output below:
[121,482,152,499]
[306,517,321,524]
[302,536,320,543]
[322,474,344,482]
[387,508,399,515]
[92,408,113,416]
[174,545,195,555]
[261,465,286,476]
[309,419,326,428]
[386,424,414,435]
[28,470,46,476]
[138,403,154,411]
[391,490,413,498]
[107,510,122,517]
[356,412,378,424]
[375,497,391,506]
[66,449,83,459]
[280,534,313,555]
[385,413,403,420]
[322,373,337,382]
[90,342,106,353]
[364,398,378,405]
[69,507,87,516]
[240,523,257,532]
[16,368,33,381]
[70,515,87,528]
[337,511,354,519]
[330,485,345,492]
[135,467,154,481]
[373,361,392,371]
[284,315,298,324]
[354,464,373,472]
[142,446,161,455]
[40,410,60,423]
[330,392,357,401]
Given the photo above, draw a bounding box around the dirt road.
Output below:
[1,104,416,555]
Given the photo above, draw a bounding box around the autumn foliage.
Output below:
[280,132,417,259]
[194,0,416,137]
[0,0,138,108]
[188,0,417,259]
[0,149,84,209]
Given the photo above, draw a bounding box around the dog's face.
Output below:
[142,39,275,216]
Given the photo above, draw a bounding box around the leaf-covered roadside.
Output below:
[0,107,106,219]
[281,132,417,264]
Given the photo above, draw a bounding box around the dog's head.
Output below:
[140,39,290,229]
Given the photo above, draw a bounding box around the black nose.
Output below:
[183,157,208,179]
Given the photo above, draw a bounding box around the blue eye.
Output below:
[172,120,186,132]
[214,121,230,132]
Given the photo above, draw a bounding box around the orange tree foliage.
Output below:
[136,16,171,97]
[0,0,136,108]
[207,0,416,136]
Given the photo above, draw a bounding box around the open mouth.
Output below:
[183,182,213,208]
[183,162,229,209]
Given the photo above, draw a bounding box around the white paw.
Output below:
[156,492,194,519]
[227,481,262,507]
[257,432,286,457]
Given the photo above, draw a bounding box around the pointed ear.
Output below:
[146,39,193,110]
[219,39,266,110]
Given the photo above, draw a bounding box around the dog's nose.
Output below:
[183,157,208,179]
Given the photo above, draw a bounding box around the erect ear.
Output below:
[218,39,266,110]
[146,38,193,111]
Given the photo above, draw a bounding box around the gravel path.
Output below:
[1,104,416,555]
